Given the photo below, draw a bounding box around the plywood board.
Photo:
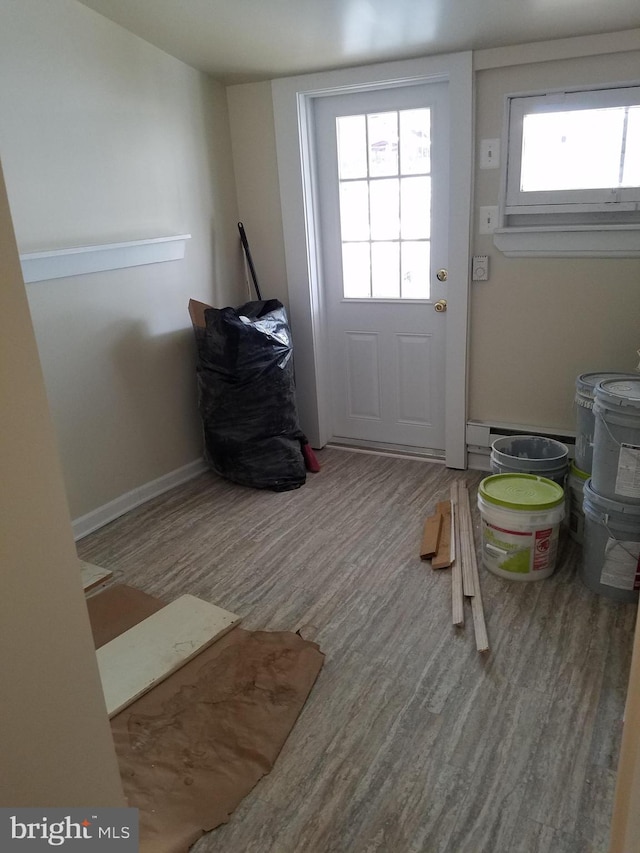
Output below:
[420,513,443,560]
[432,500,452,569]
[97,594,241,718]
[80,560,113,593]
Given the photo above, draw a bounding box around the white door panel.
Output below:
[345,332,381,421]
[396,333,433,425]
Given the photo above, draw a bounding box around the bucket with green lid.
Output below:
[477,474,565,581]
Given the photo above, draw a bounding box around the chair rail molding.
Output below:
[20,234,191,283]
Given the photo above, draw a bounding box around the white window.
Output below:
[495,83,640,257]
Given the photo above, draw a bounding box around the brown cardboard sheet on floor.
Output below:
[88,585,324,853]
[87,583,166,648]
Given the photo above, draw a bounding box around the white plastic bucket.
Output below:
[567,462,589,544]
[581,479,640,603]
[592,377,640,505]
[575,372,637,473]
[477,474,565,581]
[490,435,568,486]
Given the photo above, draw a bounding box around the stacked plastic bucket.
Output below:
[490,435,569,485]
[568,372,632,543]
[580,375,640,603]
[476,435,569,582]
[475,374,640,596]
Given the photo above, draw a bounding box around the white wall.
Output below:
[227,36,640,441]
[0,0,244,519]
[471,48,640,431]
[227,81,289,306]
[0,158,125,806]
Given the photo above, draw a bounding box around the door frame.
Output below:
[272,52,473,468]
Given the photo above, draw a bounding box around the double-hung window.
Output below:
[495,83,640,256]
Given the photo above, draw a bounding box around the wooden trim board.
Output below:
[96,594,241,718]
[471,592,490,653]
[456,483,477,598]
[80,560,113,594]
[450,485,464,626]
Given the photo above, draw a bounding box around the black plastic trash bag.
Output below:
[189,298,306,491]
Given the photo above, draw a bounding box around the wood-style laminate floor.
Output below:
[77,448,637,853]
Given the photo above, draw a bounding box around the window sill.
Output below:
[493,225,640,258]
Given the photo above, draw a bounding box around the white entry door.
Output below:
[313,82,450,452]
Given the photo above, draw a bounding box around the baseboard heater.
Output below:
[466,420,576,472]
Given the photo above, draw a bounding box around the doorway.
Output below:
[313,82,449,452]
[272,52,472,468]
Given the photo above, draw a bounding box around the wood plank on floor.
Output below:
[432,500,452,569]
[420,512,443,560]
[97,594,241,717]
[80,559,113,593]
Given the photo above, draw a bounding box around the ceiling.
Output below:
[76,0,640,84]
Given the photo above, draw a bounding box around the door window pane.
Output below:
[371,242,400,298]
[340,181,370,241]
[368,112,399,177]
[370,179,399,240]
[401,242,430,299]
[342,242,371,298]
[400,109,431,174]
[401,176,430,239]
[337,115,368,179]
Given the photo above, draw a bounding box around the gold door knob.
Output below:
[434,299,447,312]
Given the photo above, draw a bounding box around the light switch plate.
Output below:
[479,206,499,235]
[479,138,500,169]
[472,255,489,281]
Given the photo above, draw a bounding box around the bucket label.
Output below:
[482,521,558,576]
[575,433,591,466]
[615,443,640,498]
[533,528,554,571]
[600,539,640,591]
[568,506,585,542]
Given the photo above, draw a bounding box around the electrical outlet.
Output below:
[472,255,489,281]
[479,138,500,169]
[479,205,499,235]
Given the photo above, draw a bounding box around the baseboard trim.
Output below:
[72,458,208,541]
